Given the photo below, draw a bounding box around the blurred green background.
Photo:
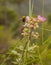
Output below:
[0,0,51,65]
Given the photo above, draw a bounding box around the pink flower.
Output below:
[38,15,46,22]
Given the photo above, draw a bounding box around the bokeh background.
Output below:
[0,0,51,65]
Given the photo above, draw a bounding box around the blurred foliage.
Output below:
[0,0,27,4]
[0,0,51,65]
[47,14,51,23]
[9,0,26,4]
[0,6,17,25]
[0,38,51,65]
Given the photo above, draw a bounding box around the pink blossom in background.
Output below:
[37,15,46,22]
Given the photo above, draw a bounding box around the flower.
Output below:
[34,23,39,29]
[25,16,30,22]
[30,24,34,29]
[23,28,28,32]
[21,15,46,39]
[31,17,37,22]
[38,15,46,22]
[21,32,28,36]
[33,34,40,39]
[23,23,28,27]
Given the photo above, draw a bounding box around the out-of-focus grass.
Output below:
[0,36,51,65]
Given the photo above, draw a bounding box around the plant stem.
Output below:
[21,36,29,65]
[29,0,32,16]
[42,0,44,44]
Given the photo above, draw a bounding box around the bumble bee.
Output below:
[22,16,30,22]
[22,16,26,22]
